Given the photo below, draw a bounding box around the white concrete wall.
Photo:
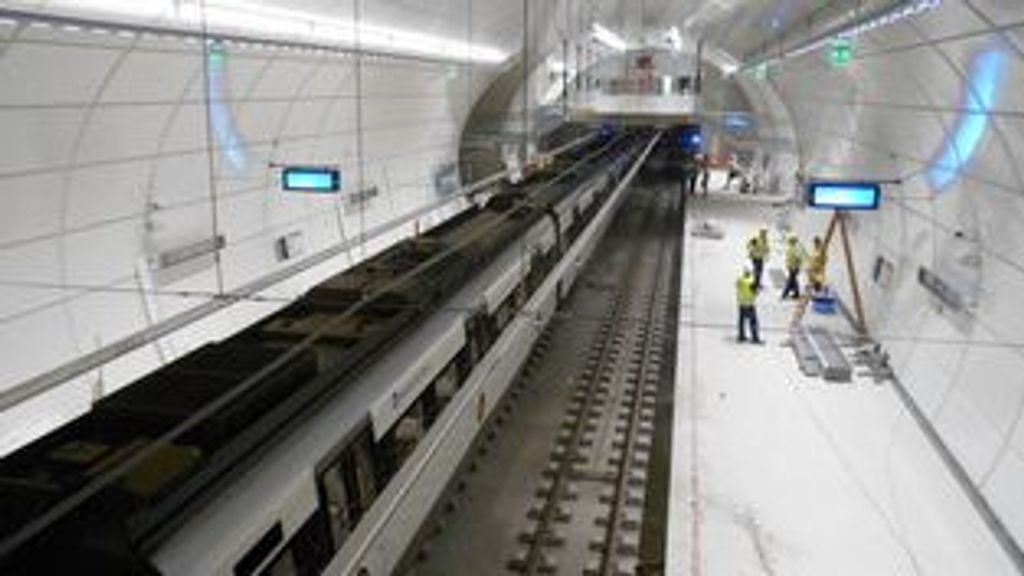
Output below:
[0,2,505,455]
[764,0,1024,547]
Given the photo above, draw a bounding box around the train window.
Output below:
[378,400,426,476]
[259,509,333,576]
[321,463,354,546]
[261,550,297,576]
[434,361,459,401]
[392,404,424,458]
[494,288,521,332]
[234,522,283,576]
[320,428,378,551]
[421,384,441,427]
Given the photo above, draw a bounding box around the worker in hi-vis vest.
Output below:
[736,268,762,344]
[807,235,827,293]
[781,235,804,299]
[747,228,770,291]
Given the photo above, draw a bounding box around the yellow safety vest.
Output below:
[808,248,827,283]
[736,275,757,306]
[786,243,804,271]
[748,235,769,260]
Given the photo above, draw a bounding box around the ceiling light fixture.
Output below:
[747,0,942,69]
[16,0,507,64]
[705,46,740,75]
[204,0,507,63]
[592,23,627,52]
[667,26,683,52]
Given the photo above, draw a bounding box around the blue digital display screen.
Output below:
[807,182,881,210]
[678,125,702,152]
[282,167,341,193]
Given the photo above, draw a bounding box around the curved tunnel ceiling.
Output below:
[1,0,1024,565]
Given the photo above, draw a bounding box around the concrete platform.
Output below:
[666,193,1018,575]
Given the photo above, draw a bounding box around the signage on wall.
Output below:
[807,181,881,211]
[918,266,967,313]
[345,185,380,214]
[281,166,341,193]
[872,255,895,289]
[433,162,460,197]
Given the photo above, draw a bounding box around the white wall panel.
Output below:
[0,373,93,457]
[0,237,63,317]
[984,452,1024,546]
[102,51,199,103]
[150,103,209,153]
[64,160,148,229]
[0,171,63,244]
[0,0,503,456]
[771,2,1024,552]
[0,42,117,105]
[0,108,83,173]
[64,219,139,284]
[0,300,78,386]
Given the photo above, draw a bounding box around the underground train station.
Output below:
[0,1,1022,575]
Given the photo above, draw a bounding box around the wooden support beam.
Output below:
[838,214,868,334]
[790,211,869,335]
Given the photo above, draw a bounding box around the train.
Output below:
[0,128,660,576]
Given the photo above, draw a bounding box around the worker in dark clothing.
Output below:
[746,228,770,291]
[725,155,741,191]
[781,235,804,299]
[736,268,761,343]
[680,155,697,196]
[686,154,700,194]
[699,156,710,195]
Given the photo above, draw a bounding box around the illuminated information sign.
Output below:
[282,167,341,193]
[807,181,881,210]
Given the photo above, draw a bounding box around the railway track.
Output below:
[514,183,675,576]
[403,176,680,576]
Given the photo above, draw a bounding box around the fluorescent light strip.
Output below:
[667,26,683,52]
[705,46,740,75]
[753,0,942,68]
[838,0,941,40]
[592,23,627,52]
[21,0,507,64]
[204,0,506,63]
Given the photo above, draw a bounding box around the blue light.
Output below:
[808,182,881,210]
[207,45,248,174]
[679,125,703,152]
[928,49,1007,191]
[282,167,341,192]
[764,0,793,31]
[723,113,753,133]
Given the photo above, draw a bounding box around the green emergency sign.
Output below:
[831,38,854,68]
